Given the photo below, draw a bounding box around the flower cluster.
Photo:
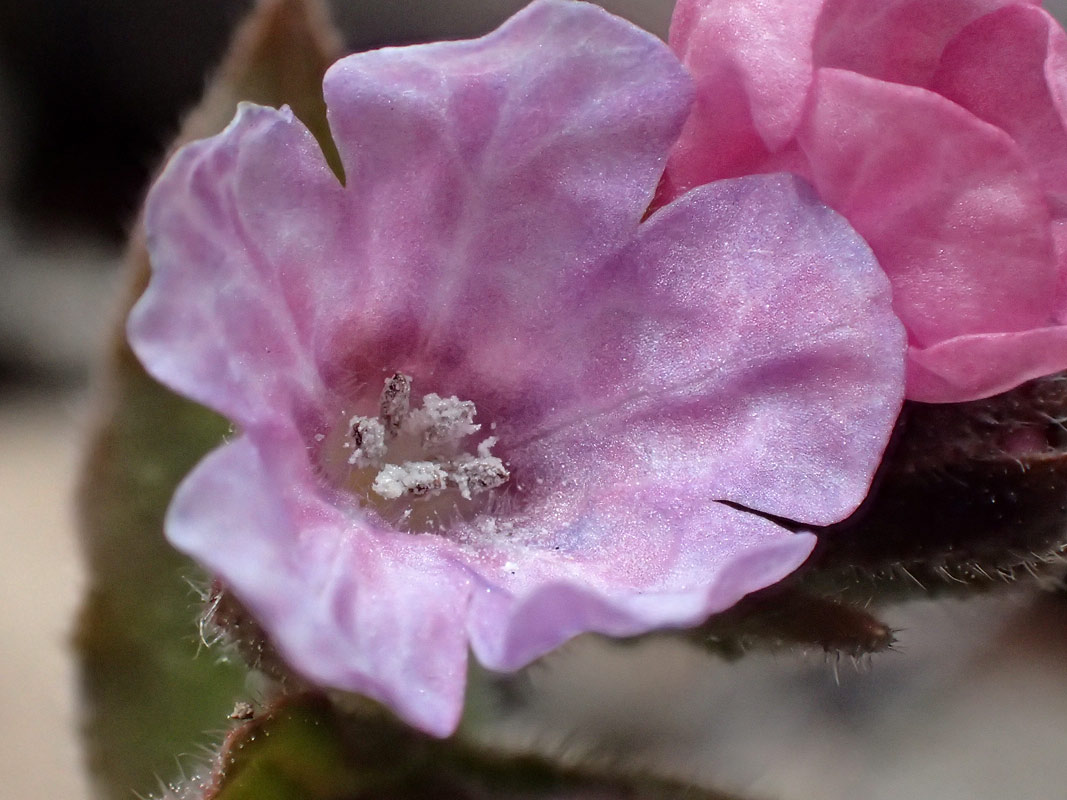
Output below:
[130,0,917,736]
[664,0,1067,402]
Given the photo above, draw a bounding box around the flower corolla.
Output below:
[129,0,905,736]
[664,0,1067,402]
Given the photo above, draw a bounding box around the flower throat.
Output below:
[321,373,510,531]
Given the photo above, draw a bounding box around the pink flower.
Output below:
[129,0,904,736]
[663,0,1067,402]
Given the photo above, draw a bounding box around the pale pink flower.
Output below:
[664,0,1067,402]
[129,0,905,736]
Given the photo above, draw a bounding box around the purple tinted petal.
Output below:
[136,1,913,739]
[317,0,692,384]
[129,104,337,429]
[932,4,1067,216]
[167,432,474,736]
[798,69,1061,352]
[507,174,904,526]
[466,500,815,671]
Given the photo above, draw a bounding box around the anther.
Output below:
[372,462,449,499]
[379,372,412,437]
[416,393,480,451]
[449,455,509,500]
[347,416,387,466]
[330,374,512,521]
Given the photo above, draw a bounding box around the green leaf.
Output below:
[76,368,243,799]
[75,2,342,797]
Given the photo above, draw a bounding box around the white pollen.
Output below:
[337,374,512,517]
[449,452,509,501]
[409,393,480,451]
[347,416,387,466]
[379,372,412,436]
[372,461,449,499]
[314,433,325,442]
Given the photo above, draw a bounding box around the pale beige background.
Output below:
[2,392,92,798]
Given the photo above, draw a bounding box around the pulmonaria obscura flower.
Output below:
[129,0,905,736]
[664,0,1067,403]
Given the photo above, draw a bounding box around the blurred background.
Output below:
[3,1,1067,798]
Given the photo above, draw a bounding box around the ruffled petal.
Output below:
[812,0,1032,87]
[507,174,905,526]
[465,499,815,671]
[316,0,692,387]
[665,0,822,191]
[932,4,1067,215]
[798,69,1061,359]
[129,104,339,429]
[166,433,475,737]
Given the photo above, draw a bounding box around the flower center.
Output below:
[320,373,510,531]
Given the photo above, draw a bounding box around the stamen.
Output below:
[449,454,509,500]
[379,372,412,436]
[372,461,448,499]
[325,373,512,530]
[347,416,387,466]
[412,393,480,451]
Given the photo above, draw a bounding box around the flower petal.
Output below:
[466,499,815,671]
[509,174,905,526]
[129,104,340,428]
[797,68,1067,392]
[665,0,822,190]
[670,0,820,152]
[315,0,692,375]
[166,433,475,737]
[932,4,1067,216]
[137,0,696,428]
[812,0,1033,87]
[908,325,1067,402]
